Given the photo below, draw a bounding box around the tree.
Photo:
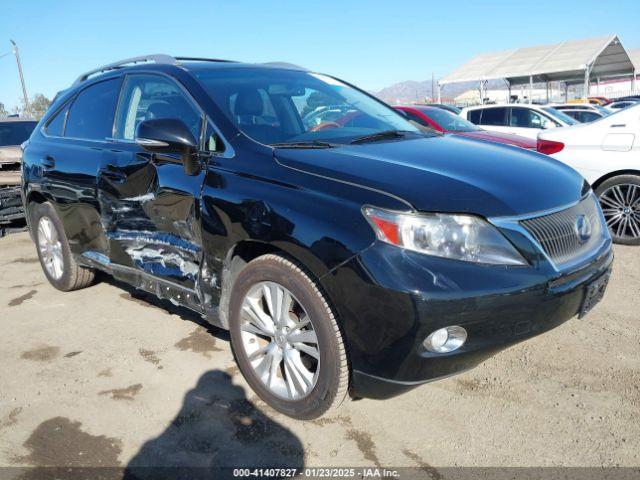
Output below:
[27,94,51,120]
[0,102,8,117]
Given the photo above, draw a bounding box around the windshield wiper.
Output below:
[350,130,414,144]
[270,140,337,149]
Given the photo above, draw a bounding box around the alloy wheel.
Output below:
[239,281,320,400]
[37,216,64,280]
[599,184,640,240]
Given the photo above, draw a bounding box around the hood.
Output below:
[454,130,536,149]
[274,135,584,218]
[0,146,22,164]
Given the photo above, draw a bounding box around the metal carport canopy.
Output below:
[440,35,634,86]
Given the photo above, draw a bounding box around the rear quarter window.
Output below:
[467,109,481,124]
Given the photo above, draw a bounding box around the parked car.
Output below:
[395,105,536,149]
[425,103,461,115]
[552,103,609,114]
[588,97,611,106]
[0,117,37,236]
[22,55,613,418]
[538,103,640,244]
[460,104,578,139]
[605,100,640,112]
[558,109,606,123]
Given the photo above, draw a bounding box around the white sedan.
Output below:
[460,104,577,140]
[537,103,640,244]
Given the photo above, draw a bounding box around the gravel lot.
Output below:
[0,232,638,476]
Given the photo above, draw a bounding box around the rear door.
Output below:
[97,73,207,295]
[36,78,121,257]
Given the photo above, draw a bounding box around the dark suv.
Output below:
[22,55,613,419]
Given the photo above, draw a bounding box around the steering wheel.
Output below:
[310,121,341,132]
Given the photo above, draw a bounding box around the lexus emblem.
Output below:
[574,215,592,244]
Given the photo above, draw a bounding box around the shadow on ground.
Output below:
[124,370,304,479]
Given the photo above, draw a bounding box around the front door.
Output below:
[97,74,206,297]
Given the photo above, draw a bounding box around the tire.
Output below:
[30,202,95,291]
[595,175,640,246]
[229,254,349,419]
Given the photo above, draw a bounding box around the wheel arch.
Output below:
[591,169,640,191]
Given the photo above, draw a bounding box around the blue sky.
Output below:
[1,0,640,110]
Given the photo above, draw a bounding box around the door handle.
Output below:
[611,124,627,128]
[41,155,55,169]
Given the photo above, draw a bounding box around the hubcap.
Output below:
[599,184,640,240]
[239,281,320,400]
[37,216,64,280]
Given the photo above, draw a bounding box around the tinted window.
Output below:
[66,79,120,140]
[45,107,67,136]
[115,75,202,141]
[0,121,37,146]
[468,109,481,124]
[480,108,507,126]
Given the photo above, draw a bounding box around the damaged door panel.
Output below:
[95,73,207,307]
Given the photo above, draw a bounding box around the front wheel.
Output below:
[228,254,349,419]
[595,175,640,245]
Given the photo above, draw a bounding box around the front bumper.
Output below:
[320,240,613,399]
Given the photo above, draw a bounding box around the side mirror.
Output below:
[135,118,201,175]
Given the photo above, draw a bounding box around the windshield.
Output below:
[542,107,579,126]
[420,107,480,132]
[194,68,421,146]
[0,121,37,147]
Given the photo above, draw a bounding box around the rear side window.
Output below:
[479,108,507,126]
[115,75,202,141]
[468,109,481,124]
[45,107,68,137]
[65,79,120,140]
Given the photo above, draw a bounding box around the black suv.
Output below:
[22,55,613,419]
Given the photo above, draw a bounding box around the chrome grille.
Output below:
[520,194,606,267]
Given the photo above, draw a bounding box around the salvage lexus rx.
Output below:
[21,56,613,419]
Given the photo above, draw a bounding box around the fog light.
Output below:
[423,326,467,353]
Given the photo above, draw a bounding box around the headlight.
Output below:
[363,206,526,265]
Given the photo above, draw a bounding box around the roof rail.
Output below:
[71,54,177,86]
[262,61,307,71]
[174,56,237,64]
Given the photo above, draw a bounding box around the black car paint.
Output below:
[22,62,612,399]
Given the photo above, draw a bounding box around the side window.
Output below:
[204,121,225,154]
[510,107,530,127]
[480,108,506,126]
[468,109,481,124]
[45,107,68,137]
[65,79,120,140]
[115,75,202,141]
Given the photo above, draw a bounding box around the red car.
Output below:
[395,105,536,150]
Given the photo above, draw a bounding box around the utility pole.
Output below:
[431,72,435,103]
[10,40,30,116]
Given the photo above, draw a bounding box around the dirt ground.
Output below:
[0,232,638,476]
